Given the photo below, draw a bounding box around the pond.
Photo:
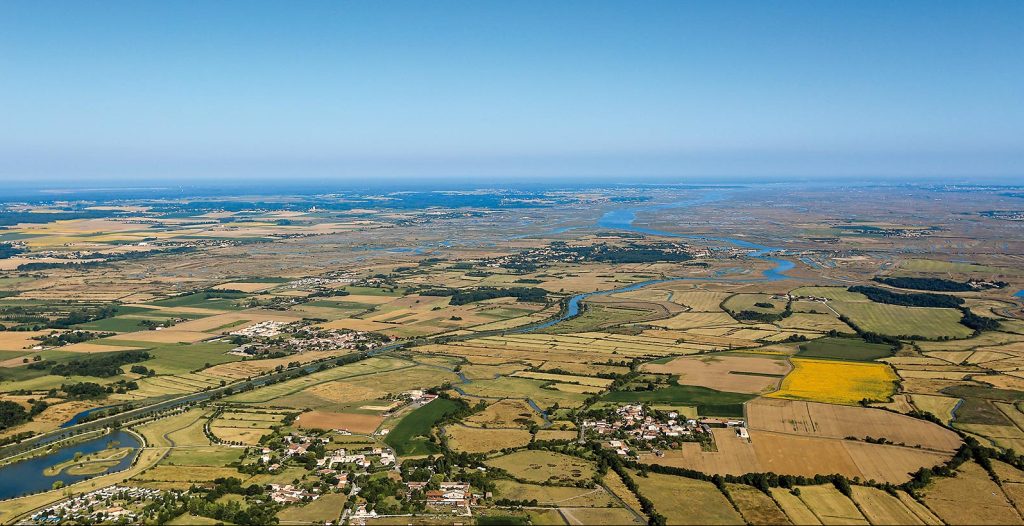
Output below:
[0,430,141,501]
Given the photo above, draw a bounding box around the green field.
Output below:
[602,384,754,417]
[149,292,246,310]
[942,385,1024,425]
[456,376,589,409]
[832,301,973,339]
[899,259,1013,275]
[797,337,893,362]
[385,398,463,455]
[722,293,787,314]
[541,304,660,334]
[85,340,240,375]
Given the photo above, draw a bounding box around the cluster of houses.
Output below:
[584,405,748,453]
[405,481,476,510]
[257,433,396,474]
[229,322,391,356]
[230,320,287,338]
[30,486,161,524]
[268,483,320,504]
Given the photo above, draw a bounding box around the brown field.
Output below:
[641,428,952,484]
[445,425,532,453]
[464,399,544,429]
[0,331,51,352]
[726,483,791,525]
[642,354,790,394]
[921,461,1024,525]
[295,410,383,434]
[746,398,962,451]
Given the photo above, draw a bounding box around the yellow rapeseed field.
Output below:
[768,358,897,405]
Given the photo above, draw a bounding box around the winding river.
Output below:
[514,193,795,333]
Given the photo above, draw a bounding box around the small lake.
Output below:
[0,430,141,501]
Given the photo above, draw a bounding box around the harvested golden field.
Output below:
[106,330,213,343]
[629,470,743,525]
[910,394,961,424]
[445,425,532,453]
[295,410,383,434]
[464,399,544,429]
[559,507,642,525]
[747,398,962,451]
[921,461,1024,525]
[656,312,737,330]
[768,358,898,405]
[770,488,821,525]
[642,354,790,394]
[641,428,952,484]
[208,425,271,445]
[492,480,617,507]
[0,331,50,351]
[850,486,927,525]
[211,282,276,292]
[535,429,578,441]
[796,484,868,525]
[726,483,791,525]
[170,310,300,332]
[665,289,731,311]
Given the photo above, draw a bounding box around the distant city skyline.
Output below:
[1,1,1022,182]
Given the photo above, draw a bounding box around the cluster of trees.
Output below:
[33,330,113,347]
[556,242,693,264]
[37,350,151,377]
[62,382,108,398]
[873,276,974,292]
[960,309,1001,333]
[420,286,548,305]
[0,399,48,430]
[140,477,280,525]
[848,285,964,309]
[874,276,1008,292]
[0,243,26,259]
[16,246,194,271]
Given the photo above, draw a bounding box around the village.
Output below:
[227,321,393,357]
[583,404,748,457]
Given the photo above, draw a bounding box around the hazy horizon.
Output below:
[2,1,1022,182]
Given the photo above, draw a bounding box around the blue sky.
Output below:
[1,1,1022,183]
